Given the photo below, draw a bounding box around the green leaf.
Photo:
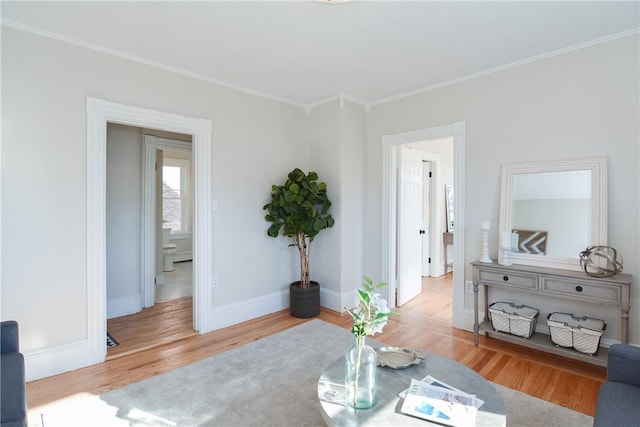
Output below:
[357,289,370,303]
[267,223,281,237]
[375,281,389,290]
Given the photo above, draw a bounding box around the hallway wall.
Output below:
[106,123,143,318]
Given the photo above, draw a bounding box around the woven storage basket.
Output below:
[489,302,539,339]
[547,312,606,355]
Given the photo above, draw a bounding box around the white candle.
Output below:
[480,221,490,231]
[500,231,511,249]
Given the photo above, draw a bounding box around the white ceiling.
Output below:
[2,1,639,107]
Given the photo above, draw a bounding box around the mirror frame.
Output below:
[499,156,607,271]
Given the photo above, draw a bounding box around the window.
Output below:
[162,157,190,236]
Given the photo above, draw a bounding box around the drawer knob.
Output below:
[503,276,509,282]
[575,285,583,292]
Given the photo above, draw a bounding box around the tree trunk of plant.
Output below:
[298,234,310,288]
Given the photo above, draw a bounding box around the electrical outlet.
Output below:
[465,281,474,293]
[212,276,219,288]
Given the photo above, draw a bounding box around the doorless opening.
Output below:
[381,122,466,329]
[86,97,212,363]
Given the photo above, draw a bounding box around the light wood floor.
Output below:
[26,273,605,418]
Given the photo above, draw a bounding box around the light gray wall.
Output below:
[308,100,341,298]
[365,35,639,344]
[308,98,367,311]
[106,123,143,318]
[339,100,366,300]
[1,26,307,353]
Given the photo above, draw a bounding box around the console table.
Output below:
[472,261,632,367]
[443,232,454,273]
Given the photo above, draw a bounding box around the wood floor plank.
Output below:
[26,274,605,418]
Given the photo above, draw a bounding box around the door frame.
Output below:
[381,121,466,329]
[142,135,193,307]
[87,97,212,362]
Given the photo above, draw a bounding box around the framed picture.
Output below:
[512,229,548,255]
[445,185,454,232]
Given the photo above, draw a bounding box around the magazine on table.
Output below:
[400,378,478,426]
[399,375,485,409]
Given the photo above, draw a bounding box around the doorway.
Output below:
[381,122,466,329]
[86,97,213,365]
[156,147,194,304]
[142,136,194,307]
[396,142,451,306]
[104,127,196,357]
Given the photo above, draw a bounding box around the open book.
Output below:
[400,378,478,426]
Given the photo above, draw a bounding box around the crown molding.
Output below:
[1,19,306,109]
[4,19,637,111]
[305,94,368,112]
[368,28,640,108]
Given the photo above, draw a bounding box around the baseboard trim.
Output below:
[208,287,355,331]
[24,339,100,382]
[173,251,192,263]
[208,290,289,331]
[320,287,354,313]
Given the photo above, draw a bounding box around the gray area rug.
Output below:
[36,320,593,427]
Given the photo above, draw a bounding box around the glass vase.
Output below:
[344,336,377,409]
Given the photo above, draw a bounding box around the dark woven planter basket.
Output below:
[289,281,320,318]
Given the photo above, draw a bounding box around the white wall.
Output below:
[365,35,639,344]
[106,123,143,318]
[308,98,367,311]
[1,26,307,360]
[339,100,366,305]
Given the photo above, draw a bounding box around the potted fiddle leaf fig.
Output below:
[263,168,335,318]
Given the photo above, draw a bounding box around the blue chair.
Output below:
[593,344,640,427]
[1,321,27,427]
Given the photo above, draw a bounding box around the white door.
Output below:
[421,161,432,276]
[397,147,424,306]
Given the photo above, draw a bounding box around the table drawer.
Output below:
[541,277,621,304]
[477,269,538,291]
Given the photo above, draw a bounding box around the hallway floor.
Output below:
[156,260,192,303]
[106,296,195,360]
[107,261,195,360]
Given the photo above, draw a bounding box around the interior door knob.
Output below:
[419,230,425,234]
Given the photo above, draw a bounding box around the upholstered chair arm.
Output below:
[607,344,640,388]
[1,320,20,353]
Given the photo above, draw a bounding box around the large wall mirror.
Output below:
[499,156,607,270]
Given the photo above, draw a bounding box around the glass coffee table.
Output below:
[317,351,506,426]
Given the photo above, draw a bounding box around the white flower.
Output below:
[347,277,396,339]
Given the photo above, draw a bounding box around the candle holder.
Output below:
[479,221,492,263]
[498,231,513,266]
[498,247,512,266]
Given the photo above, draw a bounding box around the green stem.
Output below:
[352,335,365,407]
